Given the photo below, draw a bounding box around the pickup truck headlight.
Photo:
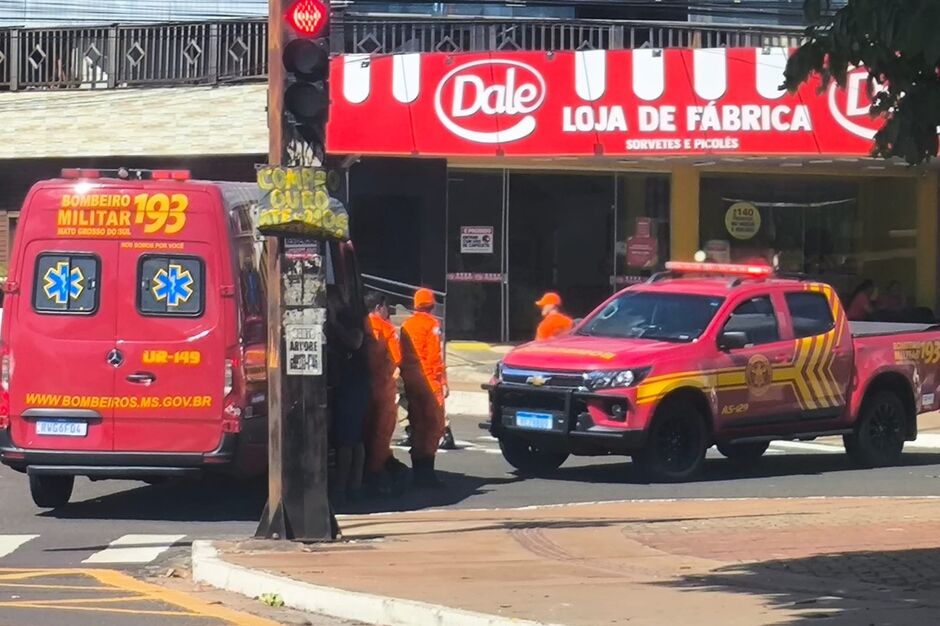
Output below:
[584,368,650,390]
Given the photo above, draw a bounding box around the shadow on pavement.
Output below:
[42,475,269,522]
[335,469,522,515]
[659,547,940,625]
[535,451,940,485]
[40,469,523,522]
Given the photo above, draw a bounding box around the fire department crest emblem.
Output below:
[745,354,773,397]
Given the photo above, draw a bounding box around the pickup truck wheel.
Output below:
[29,474,74,509]
[844,391,906,468]
[498,437,569,475]
[632,401,707,482]
[716,441,769,462]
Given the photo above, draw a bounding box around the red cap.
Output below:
[414,288,435,309]
[535,292,562,308]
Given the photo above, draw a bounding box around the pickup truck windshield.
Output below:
[578,292,725,342]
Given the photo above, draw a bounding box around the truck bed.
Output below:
[849,321,940,337]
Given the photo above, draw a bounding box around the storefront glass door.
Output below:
[446,171,506,341]
[507,173,615,341]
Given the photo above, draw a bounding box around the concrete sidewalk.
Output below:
[194,497,940,625]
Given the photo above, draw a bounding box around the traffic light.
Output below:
[283,0,330,156]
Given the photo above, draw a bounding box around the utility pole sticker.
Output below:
[285,324,323,376]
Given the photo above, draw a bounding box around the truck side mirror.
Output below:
[718,330,749,351]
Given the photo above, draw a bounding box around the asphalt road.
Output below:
[4,416,940,624]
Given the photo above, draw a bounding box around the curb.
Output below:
[191,541,565,626]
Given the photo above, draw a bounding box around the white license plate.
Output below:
[516,411,554,430]
[35,420,88,437]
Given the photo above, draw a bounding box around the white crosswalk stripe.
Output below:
[81,534,186,565]
[0,535,38,558]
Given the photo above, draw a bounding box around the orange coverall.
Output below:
[400,311,447,459]
[536,311,574,341]
[364,313,401,474]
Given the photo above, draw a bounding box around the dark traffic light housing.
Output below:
[283,0,330,156]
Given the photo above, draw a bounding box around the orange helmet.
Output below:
[413,287,435,309]
[535,292,562,308]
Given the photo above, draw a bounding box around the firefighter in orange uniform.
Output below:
[400,288,448,487]
[363,291,406,494]
[535,292,574,341]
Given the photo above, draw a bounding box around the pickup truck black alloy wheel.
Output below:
[499,436,569,475]
[633,400,707,482]
[844,390,906,468]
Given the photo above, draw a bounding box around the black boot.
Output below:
[411,456,444,489]
[386,456,410,495]
[439,426,457,450]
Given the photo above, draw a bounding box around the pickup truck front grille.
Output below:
[501,367,585,389]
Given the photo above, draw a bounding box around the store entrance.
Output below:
[507,173,614,341]
[445,168,670,343]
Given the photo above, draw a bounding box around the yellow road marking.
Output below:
[91,569,281,625]
[0,568,281,625]
[0,602,197,616]
[2,595,144,606]
[0,582,114,591]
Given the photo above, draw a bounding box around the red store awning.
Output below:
[326,48,881,158]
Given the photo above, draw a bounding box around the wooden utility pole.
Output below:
[256,0,335,541]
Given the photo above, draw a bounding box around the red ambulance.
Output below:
[0,168,275,508]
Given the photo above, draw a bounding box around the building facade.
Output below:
[0,10,931,343]
[328,46,939,342]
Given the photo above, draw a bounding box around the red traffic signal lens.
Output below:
[286,0,329,37]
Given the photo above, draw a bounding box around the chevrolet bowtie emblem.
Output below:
[526,375,548,386]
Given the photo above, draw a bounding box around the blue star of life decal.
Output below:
[43,261,84,305]
[152,263,194,307]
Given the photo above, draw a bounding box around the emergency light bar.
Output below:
[61,168,191,181]
[664,261,774,277]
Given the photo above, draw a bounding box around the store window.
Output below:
[699,175,920,316]
[614,174,671,287]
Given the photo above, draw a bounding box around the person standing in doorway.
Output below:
[535,292,574,341]
[400,288,448,487]
[363,291,407,494]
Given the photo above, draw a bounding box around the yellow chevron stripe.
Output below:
[813,331,837,408]
[805,335,831,408]
[792,337,817,410]
[821,331,841,405]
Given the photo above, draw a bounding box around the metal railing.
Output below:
[0,15,802,91]
[0,19,267,90]
[339,14,802,54]
[362,273,447,353]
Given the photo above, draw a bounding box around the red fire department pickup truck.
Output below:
[485,262,940,482]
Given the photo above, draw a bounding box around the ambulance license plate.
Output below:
[515,411,553,431]
[36,420,88,437]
